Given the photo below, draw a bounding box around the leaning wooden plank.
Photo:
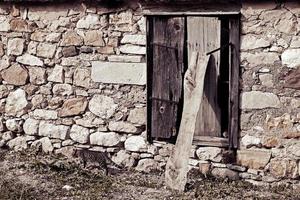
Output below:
[165,52,210,192]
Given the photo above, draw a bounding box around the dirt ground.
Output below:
[0,148,299,200]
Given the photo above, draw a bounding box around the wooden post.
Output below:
[165,52,210,192]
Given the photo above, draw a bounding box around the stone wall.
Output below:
[0,1,299,186]
[239,1,300,184]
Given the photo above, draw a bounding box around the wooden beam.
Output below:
[193,136,229,147]
[143,11,240,16]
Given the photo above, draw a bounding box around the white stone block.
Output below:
[92,61,146,85]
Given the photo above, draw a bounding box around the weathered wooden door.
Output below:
[147,16,185,139]
[187,17,221,137]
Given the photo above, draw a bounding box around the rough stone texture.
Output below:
[59,97,87,117]
[48,65,64,83]
[92,62,146,85]
[135,159,159,173]
[107,55,142,63]
[269,158,298,179]
[16,54,43,66]
[6,119,23,132]
[73,68,91,88]
[5,89,28,117]
[70,125,89,144]
[53,84,73,96]
[108,121,138,134]
[1,64,28,85]
[76,14,100,29]
[0,16,10,32]
[33,109,58,120]
[119,44,146,55]
[124,136,147,152]
[23,118,39,135]
[61,31,83,46]
[112,150,135,168]
[284,68,300,90]
[211,168,240,181]
[37,43,56,58]
[241,52,279,66]
[288,143,300,157]
[32,137,54,153]
[241,134,261,148]
[89,95,117,119]
[237,150,271,170]
[90,132,120,147]
[241,91,281,109]
[29,67,46,85]
[0,42,4,57]
[282,49,300,68]
[196,147,223,162]
[62,46,77,57]
[7,136,28,151]
[121,34,146,45]
[10,19,36,32]
[241,35,270,50]
[7,38,25,56]
[83,30,105,46]
[127,107,146,125]
[38,121,69,140]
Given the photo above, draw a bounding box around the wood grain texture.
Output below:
[187,17,221,137]
[165,53,210,192]
[229,17,240,149]
[150,16,185,139]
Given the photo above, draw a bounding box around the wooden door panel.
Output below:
[187,17,221,137]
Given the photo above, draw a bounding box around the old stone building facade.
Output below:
[0,0,299,186]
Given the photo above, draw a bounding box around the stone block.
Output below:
[23,118,39,135]
[119,44,146,55]
[37,43,57,58]
[29,67,47,85]
[125,135,147,152]
[59,97,87,117]
[237,149,271,170]
[5,89,28,117]
[7,38,25,55]
[88,95,117,119]
[282,49,300,68]
[70,125,90,144]
[92,61,146,85]
[241,91,281,109]
[107,55,142,63]
[90,132,120,147]
[1,64,28,86]
[33,109,58,120]
[16,54,43,66]
[108,121,138,134]
[121,34,146,45]
[38,121,69,140]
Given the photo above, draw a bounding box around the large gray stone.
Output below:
[70,125,89,144]
[89,95,117,119]
[7,38,25,55]
[112,150,136,167]
[90,132,120,147]
[76,14,100,29]
[241,52,279,66]
[127,107,146,125]
[23,118,39,135]
[91,61,146,85]
[53,84,73,96]
[107,55,142,63]
[33,109,58,120]
[5,89,28,117]
[211,168,239,180]
[108,121,138,134]
[83,30,105,46]
[48,65,64,83]
[37,43,56,58]
[7,136,28,151]
[241,91,281,110]
[38,121,69,140]
[119,44,146,55]
[124,135,147,152]
[16,54,43,66]
[241,134,261,148]
[241,35,270,50]
[121,34,146,45]
[196,147,223,162]
[61,31,83,46]
[6,118,23,132]
[32,137,54,153]
[28,67,46,85]
[0,16,10,32]
[73,68,91,88]
[135,159,159,173]
[282,49,300,68]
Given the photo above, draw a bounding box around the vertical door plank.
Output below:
[151,17,185,139]
[229,17,240,149]
[187,17,221,137]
